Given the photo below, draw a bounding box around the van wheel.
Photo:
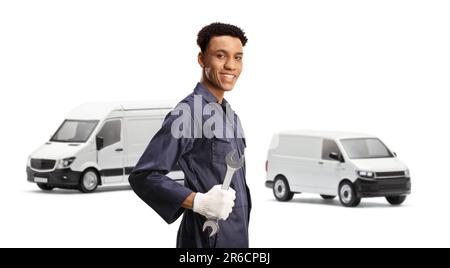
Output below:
[386,196,406,205]
[320,195,336,200]
[338,181,361,207]
[37,183,54,191]
[79,169,99,193]
[273,176,294,201]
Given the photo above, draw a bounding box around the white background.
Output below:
[1,0,449,247]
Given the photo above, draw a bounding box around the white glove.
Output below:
[193,185,236,220]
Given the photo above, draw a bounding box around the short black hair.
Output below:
[197,22,248,53]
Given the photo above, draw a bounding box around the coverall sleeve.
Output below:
[128,111,194,224]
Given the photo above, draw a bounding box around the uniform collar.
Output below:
[194,82,229,106]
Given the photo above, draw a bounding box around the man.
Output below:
[128,22,251,248]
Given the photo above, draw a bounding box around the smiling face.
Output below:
[198,35,244,96]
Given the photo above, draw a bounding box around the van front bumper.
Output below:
[27,167,81,189]
[354,177,411,198]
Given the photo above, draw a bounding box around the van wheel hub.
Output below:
[274,180,286,198]
[340,185,352,203]
[83,171,98,191]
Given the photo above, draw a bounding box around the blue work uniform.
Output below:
[128,83,251,248]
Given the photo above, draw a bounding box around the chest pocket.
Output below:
[212,137,233,164]
[212,137,247,164]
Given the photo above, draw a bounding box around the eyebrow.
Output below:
[214,49,244,56]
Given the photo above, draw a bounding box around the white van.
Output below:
[265,130,411,207]
[27,102,184,193]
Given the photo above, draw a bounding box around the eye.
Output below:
[235,56,243,61]
[217,54,225,59]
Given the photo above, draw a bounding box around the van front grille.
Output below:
[375,171,405,178]
[356,178,411,193]
[31,159,56,170]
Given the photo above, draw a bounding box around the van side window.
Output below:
[98,120,121,148]
[322,139,341,160]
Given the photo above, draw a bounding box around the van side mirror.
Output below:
[329,152,343,162]
[96,136,104,151]
[393,152,397,157]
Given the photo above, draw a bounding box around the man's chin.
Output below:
[221,84,236,92]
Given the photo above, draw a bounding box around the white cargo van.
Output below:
[27,102,184,193]
[265,130,411,207]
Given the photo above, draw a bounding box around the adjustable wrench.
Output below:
[202,149,245,237]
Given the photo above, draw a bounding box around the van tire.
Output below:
[386,196,406,205]
[320,195,336,200]
[338,181,361,207]
[273,176,294,201]
[37,183,54,191]
[79,169,99,193]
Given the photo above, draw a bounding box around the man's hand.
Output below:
[193,185,236,220]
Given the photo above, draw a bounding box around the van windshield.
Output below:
[340,138,393,159]
[50,120,99,143]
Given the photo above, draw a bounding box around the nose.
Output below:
[224,58,237,70]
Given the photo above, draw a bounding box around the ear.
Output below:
[198,52,205,68]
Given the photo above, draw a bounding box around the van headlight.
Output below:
[405,169,410,177]
[357,170,375,178]
[27,156,31,167]
[57,157,76,169]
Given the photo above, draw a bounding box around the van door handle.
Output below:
[115,148,123,152]
[318,161,324,165]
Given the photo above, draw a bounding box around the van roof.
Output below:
[66,101,175,120]
[277,130,376,140]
